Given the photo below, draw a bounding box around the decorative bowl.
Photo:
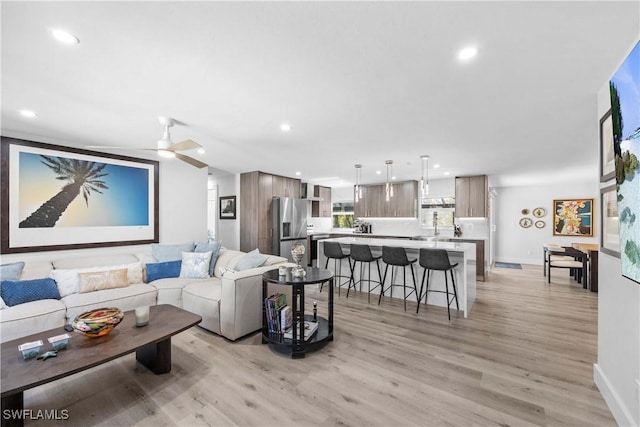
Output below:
[72,307,124,338]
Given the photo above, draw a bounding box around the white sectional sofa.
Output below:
[0,247,287,343]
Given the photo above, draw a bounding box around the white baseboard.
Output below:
[594,363,637,426]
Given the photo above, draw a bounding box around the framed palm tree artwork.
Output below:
[1,137,159,253]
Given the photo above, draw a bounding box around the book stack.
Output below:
[265,293,288,335]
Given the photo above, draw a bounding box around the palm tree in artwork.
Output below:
[19,156,110,228]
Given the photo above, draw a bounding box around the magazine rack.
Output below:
[262,267,334,358]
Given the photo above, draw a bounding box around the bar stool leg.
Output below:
[379,264,390,305]
[402,266,407,311]
[417,268,426,314]
[410,265,418,310]
[451,269,459,311]
[444,271,451,321]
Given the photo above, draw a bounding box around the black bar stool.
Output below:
[322,241,352,295]
[348,244,383,303]
[379,246,418,311]
[417,248,459,320]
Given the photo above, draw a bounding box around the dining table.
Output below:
[571,243,599,292]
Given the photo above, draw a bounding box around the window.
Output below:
[332,201,354,229]
[420,197,455,228]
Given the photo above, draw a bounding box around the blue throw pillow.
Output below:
[195,241,222,276]
[234,249,268,271]
[145,260,182,282]
[151,242,195,262]
[1,278,61,307]
[0,262,25,281]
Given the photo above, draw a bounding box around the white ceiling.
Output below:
[2,1,639,188]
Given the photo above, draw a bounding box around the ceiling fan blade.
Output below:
[175,153,208,169]
[168,139,202,152]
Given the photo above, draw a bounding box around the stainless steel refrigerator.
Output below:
[272,197,308,264]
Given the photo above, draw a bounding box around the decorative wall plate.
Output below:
[519,217,533,228]
[521,208,530,215]
[532,207,546,218]
[535,220,545,229]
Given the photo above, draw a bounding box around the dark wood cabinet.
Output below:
[454,239,485,281]
[240,171,301,254]
[353,181,418,218]
[455,175,488,218]
[311,185,332,217]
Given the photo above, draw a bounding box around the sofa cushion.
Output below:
[182,280,222,334]
[52,254,139,270]
[62,283,157,322]
[1,278,61,307]
[234,249,268,271]
[145,260,181,282]
[180,251,212,279]
[0,299,67,343]
[213,249,245,277]
[151,242,195,262]
[78,268,129,293]
[0,262,25,280]
[195,241,222,276]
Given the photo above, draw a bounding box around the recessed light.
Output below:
[280,123,291,132]
[444,171,450,176]
[197,148,205,154]
[391,176,396,180]
[434,164,441,169]
[51,29,79,45]
[20,109,37,118]
[458,46,478,61]
[375,170,382,175]
[295,171,301,176]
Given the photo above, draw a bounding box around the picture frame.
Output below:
[599,109,615,182]
[600,185,620,258]
[219,195,236,220]
[552,199,594,237]
[1,137,159,254]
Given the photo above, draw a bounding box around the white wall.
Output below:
[593,52,640,427]
[212,173,240,250]
[0,155,208,265]
[494,182,598,265]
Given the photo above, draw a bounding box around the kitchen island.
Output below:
[318,237,476,318]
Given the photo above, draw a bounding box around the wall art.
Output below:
[600,184,620,257]
[610,40,640,282]
[552,199,593,237]
[219,195,236,220]
[1,137,159,253]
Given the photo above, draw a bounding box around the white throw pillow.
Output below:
[179,251,212,279]
[0,296,7,309]
[50,262,144,298]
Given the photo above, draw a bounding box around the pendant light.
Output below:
[420,155,429,201]
[385,160,394,202]
[354,164,363,202]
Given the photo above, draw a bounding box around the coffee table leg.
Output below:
[136,338,171,374]
[1,392,24,427]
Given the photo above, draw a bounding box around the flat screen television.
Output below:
[610,40,640,284]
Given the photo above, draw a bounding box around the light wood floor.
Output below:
[24,264,615,426]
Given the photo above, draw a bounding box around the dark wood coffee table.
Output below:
[0,304,201,427]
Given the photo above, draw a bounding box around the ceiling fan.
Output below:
[87,116,208,169]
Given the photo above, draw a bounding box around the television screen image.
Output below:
[610,40,640,284]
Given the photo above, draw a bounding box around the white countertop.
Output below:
[321,236,476,253]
